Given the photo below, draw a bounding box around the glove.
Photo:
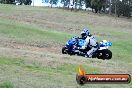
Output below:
[81,46,86,49]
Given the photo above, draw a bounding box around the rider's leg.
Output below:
[86,47,97,58]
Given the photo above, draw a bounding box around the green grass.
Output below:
[0,56,101,88]
[0,81,14,88]
[0,18,72,46]
[0,4,51,12]
[0,56,131,88]
[0,57,24,65]
[0,56,100,75]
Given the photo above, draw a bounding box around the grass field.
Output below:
[0,4,132,88]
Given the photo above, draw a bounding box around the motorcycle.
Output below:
[62,36,112,60]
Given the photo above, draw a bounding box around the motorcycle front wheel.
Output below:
[97,49,112,60]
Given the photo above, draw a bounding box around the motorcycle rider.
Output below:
[79,28,99,58]
[80,28,90,40]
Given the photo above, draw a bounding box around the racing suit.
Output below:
[81,35,98,58]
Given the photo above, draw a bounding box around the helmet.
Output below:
[81,28,90,39]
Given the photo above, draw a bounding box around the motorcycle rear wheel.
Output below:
[62,47,68,54]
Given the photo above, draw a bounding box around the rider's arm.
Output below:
[77,37,83,39]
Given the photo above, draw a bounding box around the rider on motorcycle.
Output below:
[79,28,99,58]
[80,28,90,40]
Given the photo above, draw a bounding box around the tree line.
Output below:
[0,0,32,5]
[0,0,132,17]
[62,0,132,17]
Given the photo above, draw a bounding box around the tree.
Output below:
[24,0,32,5]
[61,0,70,8]
[111,0,131,17]
[0,0,15,4]
[90,0,106,13]
[14,0,32,5]
[108,0,112,14]
[79,0,83,9]
[91,0,98,13]
[101,0,107,12]
[85,0,91,8]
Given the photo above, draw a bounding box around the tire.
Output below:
[103,49,112,60]
[97,49,112,60]
[96,50,104,59]
[62,47,68,54]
